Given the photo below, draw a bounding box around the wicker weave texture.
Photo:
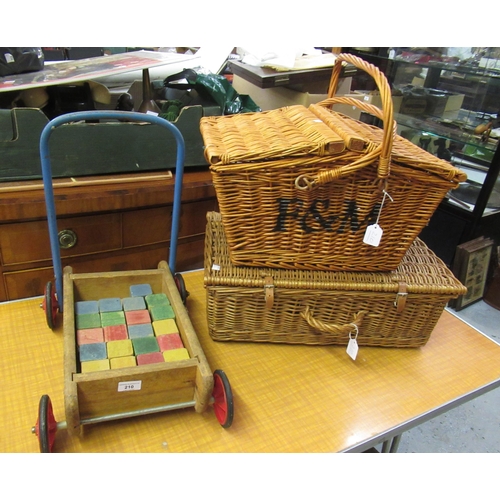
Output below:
[200,53,467,272]
[204,212,467,348]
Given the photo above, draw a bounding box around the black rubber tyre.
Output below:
[37,394,57,452]
[43,281,58,330]
[174,273,189,304]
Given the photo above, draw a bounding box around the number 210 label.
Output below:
[118,381,142,392]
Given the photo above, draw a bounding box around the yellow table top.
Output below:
[2,270,500,453]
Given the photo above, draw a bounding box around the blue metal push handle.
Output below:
[39,110,186,311]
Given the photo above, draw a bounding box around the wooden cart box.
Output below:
[204,212,467,348]
[62,262,213,436]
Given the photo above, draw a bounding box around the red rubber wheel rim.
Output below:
[35,395,57,452]
[212,369,234,428]
[43,281,58,330]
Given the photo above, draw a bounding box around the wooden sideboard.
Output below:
[0,169,217,301]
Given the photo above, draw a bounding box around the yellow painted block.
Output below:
[107,339,133,359]
[163,348,190,362]
[81,359,110,373]
[153,318,179,336]
[110,356,137,369]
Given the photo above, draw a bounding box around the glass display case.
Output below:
[345,47,500,265]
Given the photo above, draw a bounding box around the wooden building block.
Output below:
[98,297,122,312]
[75,300,99,315]
[157,333,184,351]
[107,339,134,359]
[128,323,154,339]
[145,293,170,308]
[122,296,146,311]
[163,348,190,362]
[79,342,107,362]
[136,352,165,366]
[149,304,175,321]
[100,311,126,327]
[125,309,151,325]
[130,284,153,297]
[103,324,129,342]
[76,313,101,330]
[110,356,137,369]
[80,359,110,373]
[152,318,179,336]
[76,327,104,345]
[132,336,159,355]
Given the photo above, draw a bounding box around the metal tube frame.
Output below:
[39,110,185,312]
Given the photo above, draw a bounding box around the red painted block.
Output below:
[103,324,129,342]
[157,333,184,352]
[76,328,104,345]
[125,309,151,325]
[136,352,164,365]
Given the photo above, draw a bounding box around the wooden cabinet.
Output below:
[0,170,217,301]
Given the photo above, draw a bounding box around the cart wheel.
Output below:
[212,369,234,428]
[42,281,58,330]
[34,395,58,452]
[174,273,189,304]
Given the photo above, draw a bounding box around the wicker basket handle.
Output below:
[300,306,367,337]
[296,53,394,190]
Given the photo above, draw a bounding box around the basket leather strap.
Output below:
[394,282,408,313]
[264,276,275,309]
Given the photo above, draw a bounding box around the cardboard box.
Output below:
[232,74,352,111]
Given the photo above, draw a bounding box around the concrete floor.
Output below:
[393,299,500,453]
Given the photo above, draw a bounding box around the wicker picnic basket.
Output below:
[200,53,467,272]
[204,212,467,348]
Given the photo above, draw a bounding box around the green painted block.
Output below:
[145,293,170,308]
[76,313,101,330]
[150,304,175,321]
[100,311,126,327]
[132,336,160,356]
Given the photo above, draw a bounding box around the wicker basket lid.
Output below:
[204,212,467,296]
[309,103,467,184]
[200,105,348,165]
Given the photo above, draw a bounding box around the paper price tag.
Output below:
[118,380,142,392]
[346,338,359,360]
[363,224,383,247]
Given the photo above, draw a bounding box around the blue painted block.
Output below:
[130,284,153,297]
[128,323,154,339]
[122,296,146,311]
[79,342,107,362]
[75,300,99,315]
[98,298,122,312]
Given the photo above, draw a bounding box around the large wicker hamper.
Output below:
[200,53,467,272]
[204,212,467,348]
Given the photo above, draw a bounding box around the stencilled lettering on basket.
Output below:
[273,198,381,234]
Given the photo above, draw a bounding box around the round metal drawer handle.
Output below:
[58,229,77,249]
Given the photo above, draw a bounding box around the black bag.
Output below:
[0,48,44,77]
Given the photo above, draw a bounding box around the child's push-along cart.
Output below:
[32,110,234,452]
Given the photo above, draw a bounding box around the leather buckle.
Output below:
[264,276,275,309]
[394,282,408,313]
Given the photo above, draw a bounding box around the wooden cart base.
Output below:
[34,262,233,451]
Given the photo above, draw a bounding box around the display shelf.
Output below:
[345,47,500,265]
